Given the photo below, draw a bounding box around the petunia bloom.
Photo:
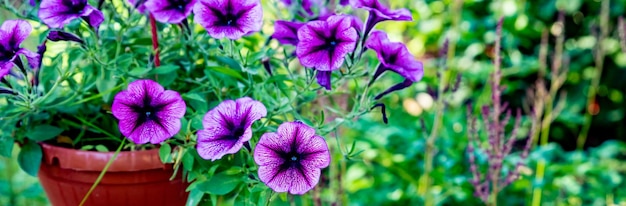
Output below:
[254,121,330,195]
[196,97,267,161]
[280,0,324,17]
[296,15,358,72]
[112,79,186,144]
[47,31,85,45]
[39,0,104,29]
[0,20,39,79]
[366,31,423,99]
[193,0,263,40]
[354,0,412,36]
[128,0,147,13]
[144,0,198,24]
[272,20,304,46]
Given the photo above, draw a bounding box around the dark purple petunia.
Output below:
[316,71,331,90]
[196,97,267,161]
[193,0,263,40]
[354,0,412,36]
[47,31,85,44]
[39,0,104,29]
[339,0,350,6]
[366,31,423,99]
[296,15,358,72]
[112,79,187,144]
[0,20,39,79]
[144,0,198,24]
[128,0,147,13]
[272,20,304,46]
[366,31,423,83]
[254,121,330,195]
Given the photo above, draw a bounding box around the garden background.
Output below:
[2,0,626,205]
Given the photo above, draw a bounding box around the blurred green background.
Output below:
[2,0,626,205]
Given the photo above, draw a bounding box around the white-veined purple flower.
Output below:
[144,0,198,24]
[196,97,267,161]
[0,20,39,79]
[38,0,104,29]
[354,0,412,36]
[296,15,358,72]
[112,79,186,144]
[254,121,330,195]
[193,0,263,40]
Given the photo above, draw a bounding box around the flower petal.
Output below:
[145,0,197,23]
[316,71,331,90]
[253,133,286,166]
[154,90,186,119]
[38,0,80,28]
[83,6,105,29]
[235,97,267,128]
[0,63,13,79]
[278,122,316,152]
[272,21,304,45]
[298,135,330,168]
[0,20,32,49]
[196,125,248,160]
[202,99,236,128]
[258,164,321,195]
[16,49,40,70]
[127,119,181,144]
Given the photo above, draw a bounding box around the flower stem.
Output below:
[79,138,126,206]
[577,0,609,150]
[149,13,161,68]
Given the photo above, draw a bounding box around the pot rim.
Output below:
[40,143,170,172]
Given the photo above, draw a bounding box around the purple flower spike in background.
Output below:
[193,0,263,40]
[254,121,330,195]
[196,97,267,161]
[354,0,412,36]
[145,0,198,24]
[39,0,104,29]
[272,20,304,46]
[112,79,186,144]
[0,20,39,78]
[296,15,358,72]
[366,31,423,84]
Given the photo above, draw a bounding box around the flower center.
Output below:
[0,46,16,62]
[326,39,338,48]
[290,156,298,161]
[64,0,86,14]
[231,126,245,139]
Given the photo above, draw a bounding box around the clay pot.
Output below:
[38,143,189,206]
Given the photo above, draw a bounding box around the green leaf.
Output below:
[0,137,13,157]
[159,143,172,163]
[216,56,242,71]
[197,173,241,195]
[206,66,244,81]
[25,125,63,142]
[96,67,118,102]
[185,189,204,206]
[80,145,94,151]
[95,144,109,152]
[150,65,180,75]
[18,141,42,177]
[182,149,194,172]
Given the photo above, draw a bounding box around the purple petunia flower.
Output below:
[280,0,324,17]
[272,20,304,46]
[354,0,412,36]
[193,0,263,40]
[196,97,267,161]
[39,0,104,29]
[144,0,198,24]
[128,0,147,13]
[296,15,358,72]
[0,20,39,79]
[366,31,423,99]
[366,31,423,83]
[254,121,330,195]
[112,79,187,144]
[339,0,350,6]
[316,71,332,90]
[47,31,85,44]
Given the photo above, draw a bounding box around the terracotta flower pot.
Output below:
[38,143,189,206]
